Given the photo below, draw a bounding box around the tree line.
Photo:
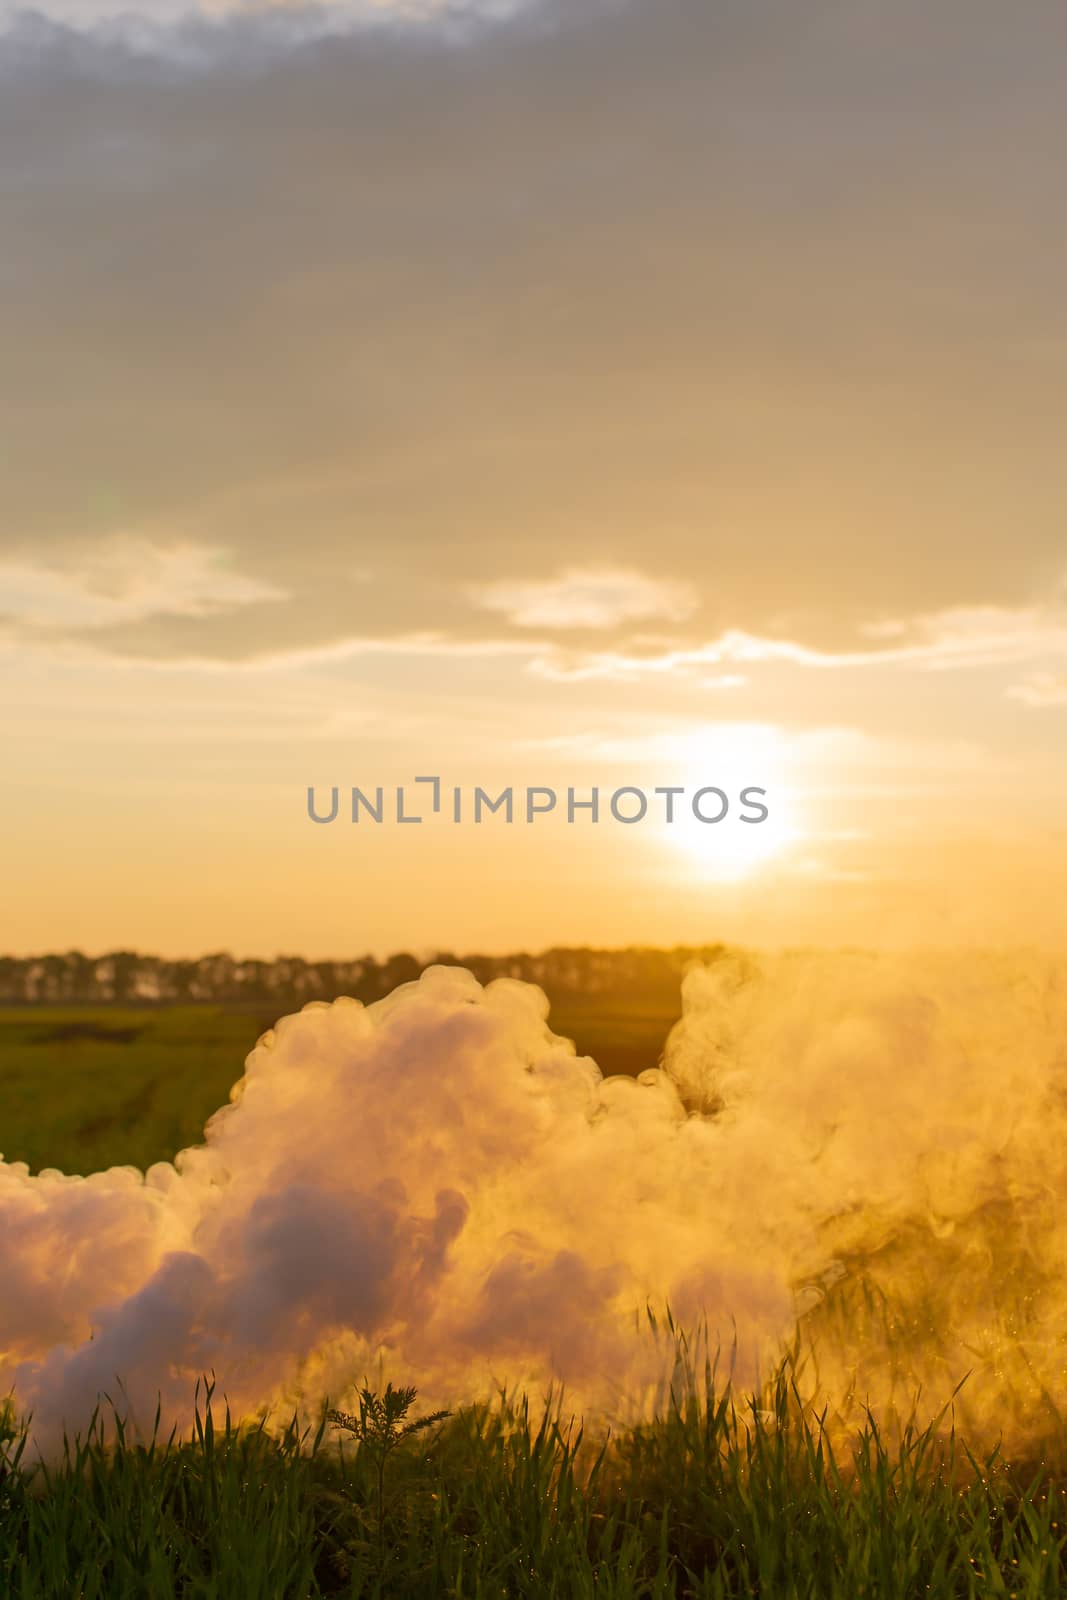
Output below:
[0,945,729,1008]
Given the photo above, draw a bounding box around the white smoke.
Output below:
[3,953,1067,1458]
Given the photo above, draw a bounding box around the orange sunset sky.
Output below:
[2,0,1066,958]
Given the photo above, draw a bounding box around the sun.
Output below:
[663,798,798,881]
[656,724,801,882]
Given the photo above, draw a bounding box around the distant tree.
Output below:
[109,950,142,1004]
[381,952,420,991]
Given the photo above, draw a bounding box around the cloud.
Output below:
[472,567,698,631]
[82,629,540,674]
[0,541,286,632]
[1005,672,1067,708]
[529,599,1067,683]
[22,589,1067,698]
[700,673,747,691]
[0,0,530,36]
[857,603,1067,671]
[2,0,1066,679]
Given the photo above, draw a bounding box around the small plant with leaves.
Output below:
[327,1382,450,1563]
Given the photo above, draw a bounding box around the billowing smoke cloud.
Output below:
[4,954,1067,1458]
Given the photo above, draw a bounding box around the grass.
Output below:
[0,998,681,1175]
[2,1358,1066,1598]
[0,1008,265,1175]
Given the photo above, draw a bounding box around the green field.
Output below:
[0,998,679,1176]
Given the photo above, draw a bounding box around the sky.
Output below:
[2,0,1066,958]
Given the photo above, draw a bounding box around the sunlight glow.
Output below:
[661,725,801,882]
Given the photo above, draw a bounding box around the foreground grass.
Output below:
[3,1371,1066,1599]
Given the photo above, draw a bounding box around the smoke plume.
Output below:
[3,953,1067,1458]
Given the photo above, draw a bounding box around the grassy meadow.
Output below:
[0,1007,268,1176]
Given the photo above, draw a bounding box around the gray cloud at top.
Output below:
[2,0,1066,662]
